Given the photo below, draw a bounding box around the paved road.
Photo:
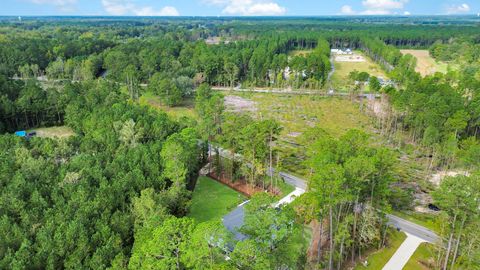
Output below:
[219,144,439,243]
[222,174,306,241]
[212,86,380,99]
[223,171,439,243]
[223,201,249,241]
[386,214,440,243]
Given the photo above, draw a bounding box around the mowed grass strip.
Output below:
[354,230,407,270]
[188,176,246,223]
[404,242,435,270]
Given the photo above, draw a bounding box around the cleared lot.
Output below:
[400,49,450,77]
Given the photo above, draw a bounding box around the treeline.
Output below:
[99,35,332,89]
[0,80,204,269]
[0,76,66,132]
[302,129,397,269]
[429,38,480,63]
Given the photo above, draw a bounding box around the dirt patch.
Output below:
[335,54,366,62]
[306,219,329,264]
[208,171,264,197]
[429,170,470,186]
[224,95,257,113]
[287,132,302,138]
[367,98,389,118]
[33,126,75,139]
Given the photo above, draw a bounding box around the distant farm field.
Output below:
[400,49,451,77]
[331,51,388,91]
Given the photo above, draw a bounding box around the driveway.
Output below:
[382,233,426,270]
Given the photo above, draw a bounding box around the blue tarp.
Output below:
[15,130,26,137]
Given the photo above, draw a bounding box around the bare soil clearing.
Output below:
[224,95,257,113]
[400,49,449,77]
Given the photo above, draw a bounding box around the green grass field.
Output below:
[188,176,246,223]
[355,230,407,270]
[331,51,388,91]
[404,243,435,270]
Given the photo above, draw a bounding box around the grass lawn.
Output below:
[400,50,455,77]
[355,230,407,270]
[139,92,197,120]
[31,126,75,138]
[331,51,388,91]
[277,179,296,198]
[392,210,440,234]
[404,243,435,270]
[188,176,246,223]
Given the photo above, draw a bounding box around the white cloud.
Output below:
[102,0,133,15]
[362,0,407,10]
[446,3,470,14]
[340,5,356,15]
[205,0,286,16]
[340,0,409,15]
[404,11,411,15]
[29,0,77,11]
[102,0,180,16]
[133,6,180,16]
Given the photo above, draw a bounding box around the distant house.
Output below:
[331,48,354,55]
[377,77,394,87]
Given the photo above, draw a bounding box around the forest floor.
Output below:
[331,51,388,92]
[31,126,75,138]
[188,176,246,223]
[400,50,451,77]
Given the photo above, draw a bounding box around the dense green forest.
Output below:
[0,16,479,269]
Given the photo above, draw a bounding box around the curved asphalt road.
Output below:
[223,165,439,244]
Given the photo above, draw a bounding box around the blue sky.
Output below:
[2,0,479,16]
